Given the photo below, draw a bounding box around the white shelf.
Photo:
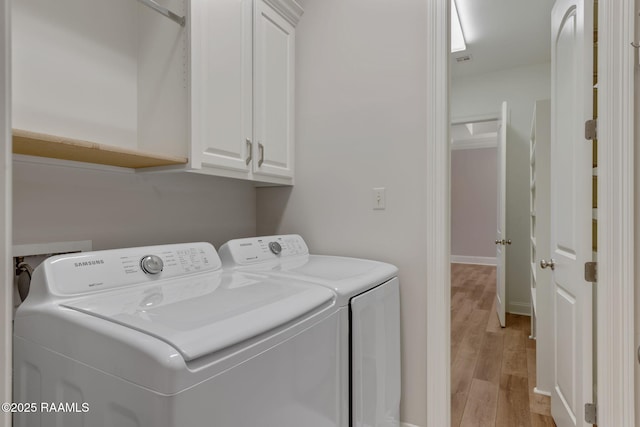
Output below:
[531,261,537,282]
[531,286,537,314]
[530,99,551,391]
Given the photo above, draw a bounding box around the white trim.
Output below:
[507,301,531,316]
[400,423,422,427]
[597,0,635,425]
[450,255,497,266]
[262,0,303,25]
[0,0,11,423]
[425,0,449,426]
[450,134,497,150]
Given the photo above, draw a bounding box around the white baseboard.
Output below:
[533,387,551,397]
[401,423,422,427]
[507,301,531,316]
[450,255,497,266]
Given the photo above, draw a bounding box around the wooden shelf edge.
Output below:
[12,129,188,169]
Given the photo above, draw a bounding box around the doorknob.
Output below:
[540,258,556,270]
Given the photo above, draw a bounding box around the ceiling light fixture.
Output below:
[451,0,466,53]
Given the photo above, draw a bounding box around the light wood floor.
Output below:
[451,263,556,427]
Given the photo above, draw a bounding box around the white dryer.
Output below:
[13,242,341,427]
[219,235,401,427]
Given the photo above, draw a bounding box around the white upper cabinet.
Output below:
[253,0,296,179]
[12,0,302,184]
[193,0,301,184]
[191,0,253,174]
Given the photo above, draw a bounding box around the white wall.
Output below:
[255,0,428,424]
[451,62,550,314]
[450,147,497,262]
[13,159,256,250]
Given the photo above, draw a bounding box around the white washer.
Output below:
[219,235,401,427]
[13,242,341,427]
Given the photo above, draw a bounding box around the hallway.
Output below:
[451,263,555,427]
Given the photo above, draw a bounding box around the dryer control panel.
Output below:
[40,242,222,296]
[219,235,309,266]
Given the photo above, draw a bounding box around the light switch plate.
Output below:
[372,187,386,210]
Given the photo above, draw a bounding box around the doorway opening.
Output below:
[449,115,555,425]
[450,119,499,269]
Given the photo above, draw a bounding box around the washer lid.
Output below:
[61,272,334,362]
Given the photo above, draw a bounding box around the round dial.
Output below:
[268,241,282,255]
[140,255,164,275]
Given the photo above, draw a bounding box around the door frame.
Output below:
[0,0,11,424]
[595,1,635,425]
[425,0,635,426]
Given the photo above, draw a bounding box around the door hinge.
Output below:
[585,119,597,140]
[584,262,597,282]
[585,403,597,424]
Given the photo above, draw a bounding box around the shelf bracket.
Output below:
[136,0,185,27]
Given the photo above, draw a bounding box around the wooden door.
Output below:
[550,0,593,425]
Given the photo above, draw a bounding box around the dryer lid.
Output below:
[61,271,334,361]
[276,255,398,300]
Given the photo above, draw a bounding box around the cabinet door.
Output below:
[253,0,295,179]
[191,0,252,172]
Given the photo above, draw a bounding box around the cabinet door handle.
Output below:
[258,142,265,167]
[245,139,252,165]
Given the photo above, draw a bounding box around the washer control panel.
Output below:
[219,235,309,266]
[45,242,221,296]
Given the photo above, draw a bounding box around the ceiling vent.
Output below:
[455,54,472,63]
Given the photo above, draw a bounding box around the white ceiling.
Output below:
[451,0,555,78]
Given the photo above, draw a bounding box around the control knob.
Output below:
[140,255,164,275]
[268,241,282,255]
